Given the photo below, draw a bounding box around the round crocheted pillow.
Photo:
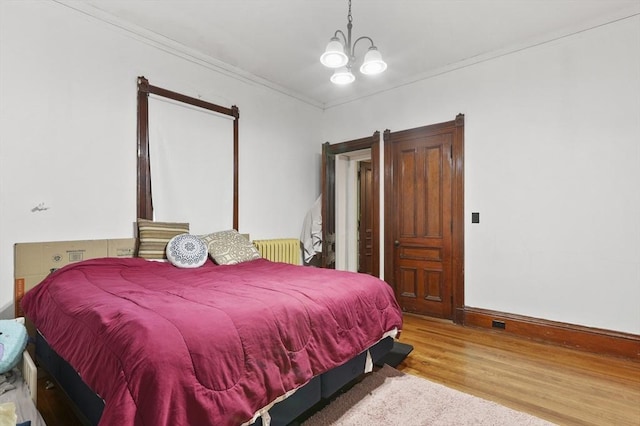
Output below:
[166,234,208,268]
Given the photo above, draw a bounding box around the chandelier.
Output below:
[320,0,387,85]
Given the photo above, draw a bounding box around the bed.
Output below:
[20,78,401,425]
[21,253,402,425]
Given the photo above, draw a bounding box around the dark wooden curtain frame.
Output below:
[136,76,239,229]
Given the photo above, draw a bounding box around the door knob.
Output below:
[394,240,400,247]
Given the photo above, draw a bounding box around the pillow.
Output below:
[201,229,261,265]
[137,219,189,260]
[0,319,28,374]
[166,234,208,268]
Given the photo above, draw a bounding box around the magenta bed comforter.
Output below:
[22,257,402,425]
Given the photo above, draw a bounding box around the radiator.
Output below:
[252,238,300,265]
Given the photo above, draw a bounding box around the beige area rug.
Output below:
[303,364,554,425]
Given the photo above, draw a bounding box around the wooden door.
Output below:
[384,116,464,320]
[358,161,374,275]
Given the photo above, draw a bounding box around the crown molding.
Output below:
[323,4,640,109]
[53,0,325,109]
[53,1,639,111]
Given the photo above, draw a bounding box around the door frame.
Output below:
[322,132,380,276]
[383,114,465,324]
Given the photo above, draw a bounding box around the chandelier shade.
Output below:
[360,47,387,75]
[321,37,349,68]
[320,0,387,85]
[330,67,356,85]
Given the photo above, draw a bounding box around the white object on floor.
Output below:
[0,368,45,426]
[0,402,17,426]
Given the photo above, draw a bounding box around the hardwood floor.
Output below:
[396,314,640,426]
[35,314,640,425]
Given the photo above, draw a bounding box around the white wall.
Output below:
[1,2,637,335]
[322,16,640,334]
[0,1,323,315]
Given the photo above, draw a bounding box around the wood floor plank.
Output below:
[396,314,640,426]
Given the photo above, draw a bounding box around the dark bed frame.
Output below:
[36,331,394,425]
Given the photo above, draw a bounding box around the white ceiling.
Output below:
[62,0,639,108]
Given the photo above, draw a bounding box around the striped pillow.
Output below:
[136,219,189,260]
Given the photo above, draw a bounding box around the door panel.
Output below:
[399,267,418,298]
[425,269,444,302]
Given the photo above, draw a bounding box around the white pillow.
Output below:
[166,234,208,268]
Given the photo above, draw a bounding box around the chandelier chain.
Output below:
[348,0,352,23]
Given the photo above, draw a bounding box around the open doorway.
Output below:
[333,149,371,272]
[321,132,380,276]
